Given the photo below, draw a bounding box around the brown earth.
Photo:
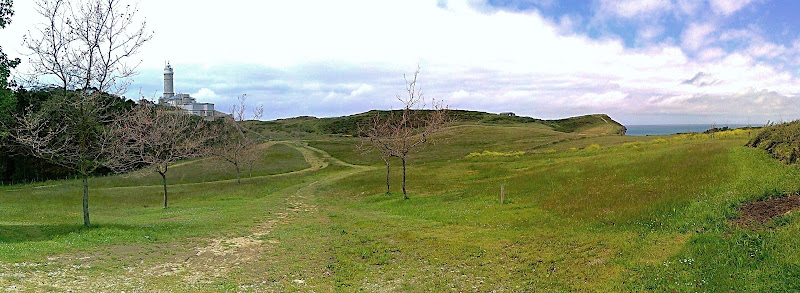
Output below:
[731,195,800,228]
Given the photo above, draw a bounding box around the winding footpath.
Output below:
[4,141,327,192]
[0,141,377,291]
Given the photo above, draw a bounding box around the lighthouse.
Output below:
[154,63,230,121]
[163,62,175,99]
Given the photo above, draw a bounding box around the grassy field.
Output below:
[2,120,800,291]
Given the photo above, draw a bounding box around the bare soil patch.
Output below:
[732,195,800,228]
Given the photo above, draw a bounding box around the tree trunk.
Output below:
[82,174,90,227]
[160,171,168,209]
[385,159,391,195]
[236,163,241,184]
[401,157,408,200]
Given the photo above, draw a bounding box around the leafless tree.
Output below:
[10,91,119,227]
[24,0,151,94]
[12,0,151,227]
[359,67,450,199]
[358,114,394,195]
[106,105,213,208]
[213,94,264,183]
[244,99,266,177]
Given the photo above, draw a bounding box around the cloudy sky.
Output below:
[5,0,800,124]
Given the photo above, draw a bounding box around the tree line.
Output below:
[0,0,265,227]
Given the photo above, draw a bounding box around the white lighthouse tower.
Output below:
[163,62,175,99]
[154,62,229,121]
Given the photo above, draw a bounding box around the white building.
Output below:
[158,63,229,121]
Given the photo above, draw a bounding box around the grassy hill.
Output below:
[243,110,627,138]
[3,118,800,291]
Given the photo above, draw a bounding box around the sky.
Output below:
[4,0,800,124]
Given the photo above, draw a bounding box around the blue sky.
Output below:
[486,0,800,47]
[6,0,800,124]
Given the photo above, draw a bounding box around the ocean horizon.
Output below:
[625,124,759,136]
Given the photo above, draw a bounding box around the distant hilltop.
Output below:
[249,110,626,136]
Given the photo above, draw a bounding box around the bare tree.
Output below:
[23,0,72,91]
[24,0,151,94]
[11,91,120,227]
[244,100,265,177]
[12,0,151,227]
[213,94,264,183]
[106,105,212,208]
[359,68,450,199]
[358,114,394,195]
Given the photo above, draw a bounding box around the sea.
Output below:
[625,124,757,136]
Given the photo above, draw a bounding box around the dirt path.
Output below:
[302,142,367,169]
[0,142,376,291]
[19,141,324,192]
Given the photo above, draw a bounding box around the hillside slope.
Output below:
[747,120,800,164]
[3,119,792,291]
[245,110,626,137]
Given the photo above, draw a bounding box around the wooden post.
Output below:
[501,184,505,204]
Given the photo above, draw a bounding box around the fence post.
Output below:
[500,185,505,204]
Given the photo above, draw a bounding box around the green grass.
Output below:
[307,123,615,166]
[0,143,321,260]
[297,128,800,291]
[89,142,310,188]
[2,123,800,291]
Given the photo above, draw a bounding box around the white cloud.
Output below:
[576,91,628,107]
[675,0,701,15]
[6,0,800,124]
[557,14,582,33]
[450,90,470,99]
[708,0,757,16]
[747,41,786,59]
[350,84,374,96]
[638,25,665,42]
[192,88,224,102]
[718,27,760,42]
[301,82,323,91]
[698,47,726,60]
[681,22,717,51]
[597,0,672,18]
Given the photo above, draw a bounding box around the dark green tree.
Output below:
[0,0,21,184]
[0,0,20,128]
[0,0,13,27]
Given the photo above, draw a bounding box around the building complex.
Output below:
[156,63,229,121]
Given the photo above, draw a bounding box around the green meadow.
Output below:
[2,115,800,291]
